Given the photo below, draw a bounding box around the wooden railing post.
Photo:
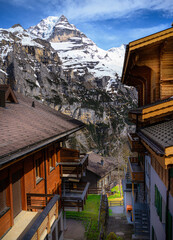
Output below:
[47,213,51,234]
[37,229,40,240]
[56,201,59,219]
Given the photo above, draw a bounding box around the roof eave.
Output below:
[121,44,130,84]
[0,125,85,170]
[137,131,165,156]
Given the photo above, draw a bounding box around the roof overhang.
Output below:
[121,27,173,85]
[0,125,84,170]
[138,131,173,169]
[141,139,173,169]
[129,97,173,122]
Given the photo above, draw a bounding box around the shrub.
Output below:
[106,232,122,240]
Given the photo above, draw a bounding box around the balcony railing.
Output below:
[62,182,90,212]
[128,157,144,182]
[24,194,60,240]
[27,193,55,210]
[128,133,145,152]
[59,153,88,178]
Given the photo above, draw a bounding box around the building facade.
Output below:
[122,27,173,240]
[0,85,89,239]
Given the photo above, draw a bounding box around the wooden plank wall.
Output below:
[151,156,168,188]
[135,44,160,102]
[160,39,173,99]
[0,141,62,238]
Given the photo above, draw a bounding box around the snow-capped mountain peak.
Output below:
[56,15,73,28]
[0,15,125,90]
[28,16,59,39]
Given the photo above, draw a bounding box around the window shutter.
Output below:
[155,185,157,208]
[159,192,162,221]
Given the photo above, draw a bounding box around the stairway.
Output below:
[133,203,150,239]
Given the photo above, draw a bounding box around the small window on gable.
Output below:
[49,150,55,172]
[35,158,43,184]
[56,147,61,165]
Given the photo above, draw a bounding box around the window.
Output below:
[155,185,162,221]
[49,150,55,172]
[35,158,43,183]
[56,147,60,165]
[0,178,7,215]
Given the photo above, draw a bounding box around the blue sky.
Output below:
[0,0,173,50]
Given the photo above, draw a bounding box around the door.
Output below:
[12,170,22,218]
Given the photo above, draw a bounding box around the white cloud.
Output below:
[126,24,171,41]
[2,0,173,21]
[53,0,173,22]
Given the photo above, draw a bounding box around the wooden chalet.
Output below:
[0,85,89,240]
[122,26,173,239]
[83,152,118,194]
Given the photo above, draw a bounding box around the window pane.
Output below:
[0,179,7,212]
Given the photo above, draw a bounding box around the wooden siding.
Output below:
[141,139,173,169]
[151,156,168,188]
[0,141,62,238]
[124,36,173,106]
[0,209,11,237]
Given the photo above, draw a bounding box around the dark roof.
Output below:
[130,96,173,114]
[0,91,84,166]
[87,152,117,178]
[139,120,173,154]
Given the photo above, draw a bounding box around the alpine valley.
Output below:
[0,15,137,157]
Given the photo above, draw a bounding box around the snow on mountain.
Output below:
[0,15,125,90]
[28,16,59,39]
[0,24,46,61]
[29,15,125,80]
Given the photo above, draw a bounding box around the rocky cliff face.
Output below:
[0,16,137,157]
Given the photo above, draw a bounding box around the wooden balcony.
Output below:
[62,182,90,212]
[2,194,60,240]
[128,133,145,152]
[27,193,56,210]
[24,194,60,240]
[59,149,88,178]
[128,157,144,182]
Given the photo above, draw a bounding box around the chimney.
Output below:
[101,158,104,166]
[32,101,35,108]
[0,90,6,107]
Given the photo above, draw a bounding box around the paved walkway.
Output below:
[110,206,124,214]
[106,206,134,240]
[2,211,39,240]
[64,219,86,240]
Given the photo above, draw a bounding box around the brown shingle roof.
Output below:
[87,152,117,177]
[139,120,173,154]
[0,91,84,166]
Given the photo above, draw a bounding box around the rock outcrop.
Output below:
[0,15,137,157]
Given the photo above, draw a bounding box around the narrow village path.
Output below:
[106,206,134,240]
[64,219,86,240]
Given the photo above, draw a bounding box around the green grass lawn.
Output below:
[66,194,101,240]
[108,185,123,199]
